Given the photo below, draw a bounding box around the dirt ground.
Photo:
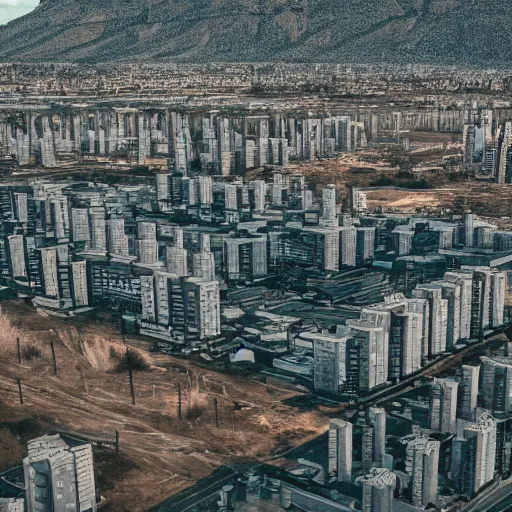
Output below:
[0,300,332,511]
[247,136,512,223]
[365,182,512,222]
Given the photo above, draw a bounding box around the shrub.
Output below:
[395,170,414,179]
[405,178,432,189]
[22,344,41,361]
[109,346,121,360]
[370,176,395,187]
[114,349,150,373]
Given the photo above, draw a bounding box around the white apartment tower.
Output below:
[321,184,338,228]
[7,234,27,278]
[429,378,458,434]
[368,407,387,466]
[166,246,188,276]
[339,227,357,267]
[24,434,97,512]
[458,365,480,421]
[313,331,349,393]
[402,434,440,508]
[413,285,448,356]
[90,213,106,252]
[71,208,91,243]
[71,260,89,307]
[360,468,396,512]
[106,218,129,256]
[329,419,352,483]
[192,233,215,282]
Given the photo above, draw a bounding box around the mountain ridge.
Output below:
[0,0,511,66]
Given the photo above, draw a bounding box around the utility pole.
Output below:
[177,383,182,420]
[126,351,135,405]
[16,378,23,404]
[128,366,135,405]
[214,397,219,429]
[50,341,58,376]
[16,337,21,364]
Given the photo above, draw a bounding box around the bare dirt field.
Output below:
[247,140,512,222]
[365,182,512,221]
[0,300,332,511]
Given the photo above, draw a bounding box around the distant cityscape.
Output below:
[2,61,512,512]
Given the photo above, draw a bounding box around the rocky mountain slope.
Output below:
[0,0,511,65]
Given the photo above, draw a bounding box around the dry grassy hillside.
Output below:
[0,300,330,511]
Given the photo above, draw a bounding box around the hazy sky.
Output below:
[0,0,38,24]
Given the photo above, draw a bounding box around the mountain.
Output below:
[0,0,511,66]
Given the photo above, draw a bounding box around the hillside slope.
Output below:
[0,300,327,511]
[0,0,511,65]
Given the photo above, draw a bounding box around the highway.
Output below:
[482,486,512,512]
[356,323,512,408]
[461,481,512,512]
[149,467,237,512]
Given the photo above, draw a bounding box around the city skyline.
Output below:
[2,5,512,511]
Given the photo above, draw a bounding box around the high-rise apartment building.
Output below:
[312,330,350,393]
[444,271,472,341]
[429,378,458,434]
[23,434,97,512]
[71,208,90,244]
[183,277,221,339]
[136,222,158,265]
[436,281,461,349]
[480,357,512,417]
[90,213,106,252]
[320,184,337,228]
[401,433,440,507]
[339,227,357,268]
[368,407,387,467]
[413,285,448,356]
[39,246,59,298]
[360,468,396,512]
[166,246,188,276]
[328,419,352,483]
[452,413,497,496]
[224,238,267,281]
[106,218,129,257]
[7,234,27,279]
[356,227,375,266]
[458,365,480,421]
[71,260,89,307]
[192,234,215,282]
[345,320,388,394]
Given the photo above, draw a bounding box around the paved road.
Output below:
[483,486,512,512]
[149,467,236,512]
[462,482,512,512]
